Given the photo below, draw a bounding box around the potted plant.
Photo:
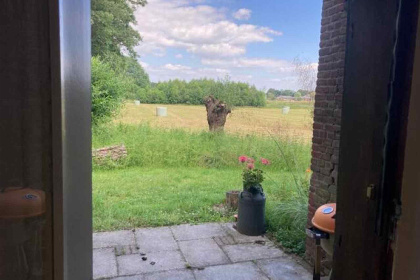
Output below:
[236,155,270,236]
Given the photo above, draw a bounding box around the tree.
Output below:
[91,0,150,123]
[309,91,316,101]
[205,96,231,132]
[91,0,147,58]
[293,56,317,101]
[267,88,296,99]
[124,56,150,88]
[91,0,150,92]
[91,57,130,124]
[294,92,302,101]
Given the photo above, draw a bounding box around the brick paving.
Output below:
[93,222,311,280]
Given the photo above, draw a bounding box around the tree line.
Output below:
[266,88,313,101]
[127,78,266,107]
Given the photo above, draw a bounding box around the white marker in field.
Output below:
[282,106,290,115]
[156,107,167,117]
[134,100,141,105]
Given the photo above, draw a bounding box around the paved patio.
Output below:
[93,222,311,280]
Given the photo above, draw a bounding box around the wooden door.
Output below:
[333,0,419,279]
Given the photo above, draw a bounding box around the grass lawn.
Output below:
[93,167,306,231]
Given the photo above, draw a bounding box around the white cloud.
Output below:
[163,63,192,71]
[233,9,252,20]
[132,1,316,90]
[133,0,281,58]
[201,58,295,73]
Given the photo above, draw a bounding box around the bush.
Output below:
[91,57,140,124]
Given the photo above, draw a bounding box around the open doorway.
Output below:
[90,0,322,279]
[2,0,420,279]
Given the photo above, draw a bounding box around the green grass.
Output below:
[93,124,311,171]
[93,167,309,244]
[92,124,311,255]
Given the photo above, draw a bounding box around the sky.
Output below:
[133,0,322,91]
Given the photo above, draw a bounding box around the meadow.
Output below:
[93,101,313,254]
[114,101,314,141]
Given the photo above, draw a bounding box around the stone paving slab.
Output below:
[144,269,195,280]
[114,245,140,256]
[93,223,312,280]
[194,262,269,280]
[221,223,269,244]
[171,223,226,241]
[257,258,312,280]
[93,230,136,249]
[93,248,118,279]
[212,235,236,246]
[223,242,284,262]
[178,238,230,267]
[135,227,178,253]
[117,250,186,275]
[110,276,143,280]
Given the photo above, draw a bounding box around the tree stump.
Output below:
[226,190,240,210]
[205,96,231,132]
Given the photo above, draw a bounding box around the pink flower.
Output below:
[261,158,270,165]
[238,155,248,163]
[246,157,255,163]
[247,163,255,169]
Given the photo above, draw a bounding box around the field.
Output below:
[93,101,313,255]
[114,101,314,141]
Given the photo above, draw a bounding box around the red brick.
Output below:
[308,0,346,264]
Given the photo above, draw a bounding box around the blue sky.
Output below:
[133,0,322,90]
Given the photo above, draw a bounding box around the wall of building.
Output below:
[306,0,347,266]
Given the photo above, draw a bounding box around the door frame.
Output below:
[50,0,92,279]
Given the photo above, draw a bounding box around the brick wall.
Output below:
[306,0,348,268]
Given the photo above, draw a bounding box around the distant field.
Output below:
[114,101,314,141]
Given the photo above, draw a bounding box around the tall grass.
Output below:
[92,124,311,171]
[266,178,309,255]
[264,135,310,255]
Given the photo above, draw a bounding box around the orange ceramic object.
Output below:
[312,203,336,234]
[0,187,46,219]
